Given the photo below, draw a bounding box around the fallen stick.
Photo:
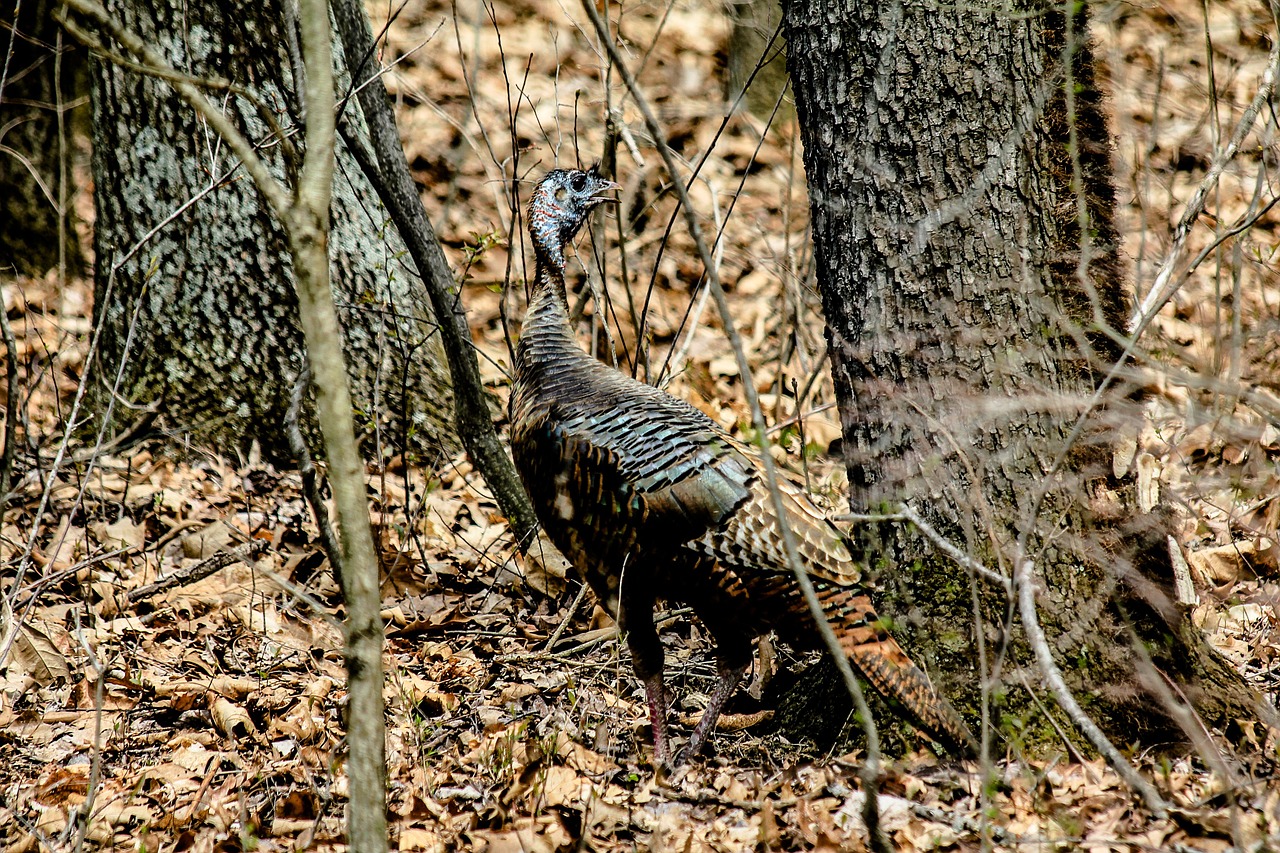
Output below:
[127,542,265,603]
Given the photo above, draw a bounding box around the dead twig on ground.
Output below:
[125,542,265,604]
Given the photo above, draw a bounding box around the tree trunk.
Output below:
[0,0,85,278]
[779,0,1262,754]
[88,0,456,461]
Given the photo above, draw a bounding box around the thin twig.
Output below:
[330,0,539,548]
[252,563,344,629]
[545,582,591,652]
[69,610,106,853]
[0,291,19,503]
[1129,18,1280,329]
[897,505,1012,593]
[57,0,292,219]
[13,546,136,612]
[126,543,265,604]
[56,13,297,168]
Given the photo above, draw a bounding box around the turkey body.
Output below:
[511,168,974,764]
[513,340,850,682]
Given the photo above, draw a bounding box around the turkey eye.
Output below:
[570,173,588,192]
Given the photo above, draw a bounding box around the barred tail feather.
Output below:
[822,588,977,755]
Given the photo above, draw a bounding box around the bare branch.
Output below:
[69,611,106,853]
[126,543,265,604]
[1129,19,1280,329]
[330,0,539,547]
[293,0,334,221]
[287,0,387,848]
[285,366,344,594]
[58,1,390,846]
[0,292,18,503]
[898,505,1012,594]
[1015,556,1169,816]
[55,12,297,166]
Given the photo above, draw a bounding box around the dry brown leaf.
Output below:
[34,765,89,805]
[89,516,145,550]
[11,621,70,685]
[1113,430,1139,477]
[1174,424,1218,460]
[397,826,446,852]
[469,815,572,853]
[229,600,282,635]
[553,735,614,776]
[522,529,571,597]
[498,683,539,704]
[210,696,257,740]
[88,614,147,643]
[304,676,335,699]
[1225,602,1270,631]
[269,818,316,837]
[9,805,69,853]
[41,521,87,570]
[180,520,238,559]
[93,800,155,829]
[138,762,194,786]
[383,594,464,632]
[758,798,782,850]
[527,765,583,809]
[835,792,912,839]
[1188,539,1276,583]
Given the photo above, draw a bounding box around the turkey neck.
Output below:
[518,236,589,379]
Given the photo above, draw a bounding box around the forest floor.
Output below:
[3,0,1280,851]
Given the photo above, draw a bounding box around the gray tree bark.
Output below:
[88,0,456,461]
[0,0,85,277]
[779,0,1262,755]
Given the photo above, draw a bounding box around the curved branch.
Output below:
[58,0,292,218]
[1015,557,1169,816]
[329,0,538,547]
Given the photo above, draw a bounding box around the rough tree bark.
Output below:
[778,0,1263,755]
[0,0,85,277]
[88,0,455,461]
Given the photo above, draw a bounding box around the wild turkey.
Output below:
[511,167,975,764]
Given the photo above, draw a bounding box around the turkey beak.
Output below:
[589,180,622,207]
